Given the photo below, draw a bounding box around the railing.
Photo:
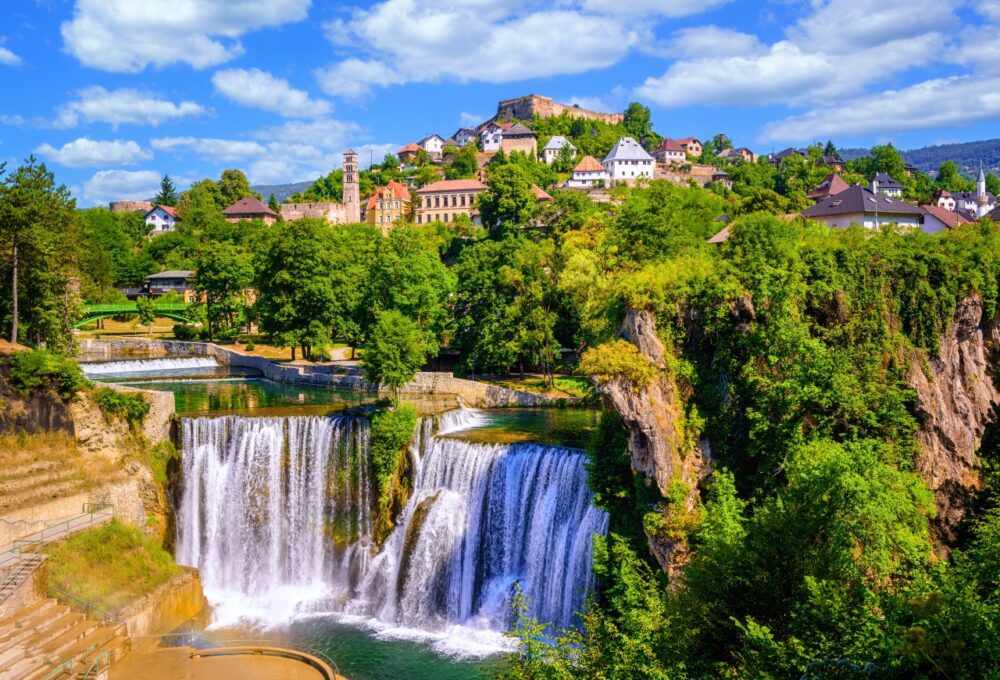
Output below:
[82,650,111,680]
[191,640,341,680]
[0,504,113,569]
[82,303,189,313]
[40,659,73,680]
[48,584,125,626]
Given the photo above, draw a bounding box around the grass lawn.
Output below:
[44,519,180,612]
[479,374,595,400]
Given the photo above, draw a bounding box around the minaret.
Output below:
[977,161,988,218]
[343,149,360,223]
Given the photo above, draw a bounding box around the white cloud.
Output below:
[663,25,765,59]
[54,87,206,128]
[151,136,267,161]
[638,0,962,109]
[581,0,732,17]
[212,68,331,118]
[458,112,484,127]
[980,0,1000,20]
[83,169,161,204]
[61,0,312,73]
[317,2,642,97]
[567,96,611,112]
[0,46,21,66]
[247,117,363,183]
[760,76,1000,142]
[35,137,151,168]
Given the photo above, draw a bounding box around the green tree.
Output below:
[136,296,156,336]
[361,309,427,399]
[255,219,337,360]
[0,156,78,348]
[934,161,975,192]
[217,169,258,207]
[479,164,537,240]
[711,133,733,153]
[446,143,478,180]
[153,175,178,205]
[267,193,279,213]
[195,241,254,339]
[553,143,576,173]
[623,102,654,143]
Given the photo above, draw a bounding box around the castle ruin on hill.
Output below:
[494,94,624,125]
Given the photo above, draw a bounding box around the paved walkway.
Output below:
[110,646,338,680]
[0,506,113,570]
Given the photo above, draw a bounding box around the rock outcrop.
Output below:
[908,296,1000,543]
[595,309,709,574]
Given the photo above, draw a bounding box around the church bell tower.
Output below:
[343,149,360,223]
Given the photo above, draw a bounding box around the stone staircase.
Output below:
[0,554,46,604]
[0,460,85,517]
[0,598,128,679]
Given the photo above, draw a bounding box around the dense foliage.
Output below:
[94,387,150,428]
[368,404,419,503]
[8,348,87,400]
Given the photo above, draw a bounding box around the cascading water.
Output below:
[176,408,608,653]
[81,356,220,375]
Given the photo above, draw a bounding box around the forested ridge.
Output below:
[5,149,1000,677]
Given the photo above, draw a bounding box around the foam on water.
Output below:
[81,356,220,375]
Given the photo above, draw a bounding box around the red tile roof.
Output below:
[531,185,553,201]
[397,143,420,154]
[656,138,685,153]
[222,197,277,217]
[677,137,700,145]
[366,180,412,209]
[807,173,849,200]
[920,204,970,229]
[146,204,180,218]
[415,179,488,193]
[707,226,730,244]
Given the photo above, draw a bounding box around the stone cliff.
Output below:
[594,309,709,574]
[908,296,1000,544]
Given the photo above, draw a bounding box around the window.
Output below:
[417,215,422,224]
[461,195,466,206]
[434,196,440,208]
[444,213,449,222]
[451,195,457,207]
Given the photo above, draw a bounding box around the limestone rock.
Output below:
[909,296,1000,543]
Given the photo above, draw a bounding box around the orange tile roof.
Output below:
[707,226,730,244]
[397,143,420,154]
[573,155,604,172]
[416,179,488,193]
[677,137,700,145]
[531,185,553,201]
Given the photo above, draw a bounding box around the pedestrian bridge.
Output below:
[75,302,195,328]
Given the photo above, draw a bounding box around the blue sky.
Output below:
[1,0,998,206]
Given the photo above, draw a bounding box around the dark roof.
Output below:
[807,173,849,200]
[988,206,1000,222]
[222,197,278,217]
[823,155,843,165]
[147,270,194,280]
[503,123,536,138]
[873,173,903,190]
[655,138,686,153]
[772,147,801,160]
[802,184,923,219]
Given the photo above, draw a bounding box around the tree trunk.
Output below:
[10,242,18,344]
[291,345,296,361]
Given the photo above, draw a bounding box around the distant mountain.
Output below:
[839,139,1000,177]
[251,181,314,203]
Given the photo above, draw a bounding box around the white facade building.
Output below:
[145,205,179,235]
[417,134,446,158]
[565,156,608,188]
[603,137,655,183]
[542,136,576,165]
[480,123,506,153]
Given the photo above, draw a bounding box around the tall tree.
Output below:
[153,175,178,205]
[478,164,537,240]
[195,241,254,339]
[622,102,654,142]
[267,193,279,213]
[217,169,258,207]
[361,309,427,399]
[0,156,77,347]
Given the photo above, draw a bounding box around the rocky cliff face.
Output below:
[908,296,1000,544]
[596,309,709,574]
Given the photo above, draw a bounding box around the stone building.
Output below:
[495,94,623,124]
[222,197,278,225]
[109,200,154,213]
[281,150,361,224]
[343,149,361,223]
[415,179,487,225]
[500,123,538,158]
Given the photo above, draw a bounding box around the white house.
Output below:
[480,122,509,153]
[145,205,180,235]
[920,205,970,234]
[603,137,655,183]
[933,190,957,211]
[453,128,478,148]
[417,134,446,158]
[565,155,608,188]
[872,173,904,198]
[542,136,576,165]
[802,184,923,229]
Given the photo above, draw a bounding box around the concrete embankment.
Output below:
[119,567,207,643]
[78,338,570,408]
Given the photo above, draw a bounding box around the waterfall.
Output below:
[81,356,220,375]
[176,409,608,652]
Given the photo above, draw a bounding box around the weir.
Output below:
[174,408,607,646]
[81,357,221,376]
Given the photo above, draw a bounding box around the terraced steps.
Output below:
[0,476,85,515]
[0,599,127,679]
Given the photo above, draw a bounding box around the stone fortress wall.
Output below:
[495,94,624,125]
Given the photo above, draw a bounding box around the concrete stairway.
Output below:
[0,599,128,679]
[0,554,46,602]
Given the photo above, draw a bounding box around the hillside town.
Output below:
[110,94,1000,278]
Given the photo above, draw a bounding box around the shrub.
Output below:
[95,388,149,428]
[214,327,239,344]
[148,441,179,485]
[368,404,419,503]
[245,341,256,352]
[9,350,88,400]
[580,339,658,388]
[172,324,198,340]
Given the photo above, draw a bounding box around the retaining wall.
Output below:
[118,567,207,643]
[78,339,569,408]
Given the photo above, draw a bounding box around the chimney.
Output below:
[870,178,878,194]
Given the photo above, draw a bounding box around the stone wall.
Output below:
[109,200,154,214]
[0,558,46,620]
[118,567,207,642]
[78,339,571,408]
[496,94,624,125]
